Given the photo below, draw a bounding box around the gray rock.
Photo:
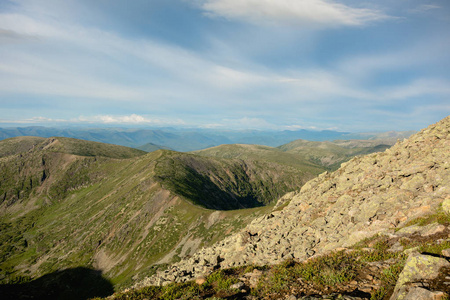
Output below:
[230,281,245,289]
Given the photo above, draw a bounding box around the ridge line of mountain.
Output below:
[134,116,449,292]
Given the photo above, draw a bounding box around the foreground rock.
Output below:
[135,116,450,291]
[390,252,450,300]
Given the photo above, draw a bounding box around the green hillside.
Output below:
[155,150,322,210]
[0,136,45,158]
[0,137,317,290]
[192,141,388,172]
[278,139,392,170]
[137,142,172,152]
[192,144,324,173]
[0,136,147,159]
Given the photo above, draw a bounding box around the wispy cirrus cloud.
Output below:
[0,0,448,132]
[199,0,389,27]
[408,4,440,14]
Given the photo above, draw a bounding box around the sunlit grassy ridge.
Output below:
[194,141,390,172]
[278,139,392,170]
[0,136,46,158]
[0,137,320,288]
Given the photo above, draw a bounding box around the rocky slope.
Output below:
[136,116,449,290]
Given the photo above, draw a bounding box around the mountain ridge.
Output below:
[278,139,392,170]
[194,140,393,171]
[0,136,324,288]
[135,116,450,297]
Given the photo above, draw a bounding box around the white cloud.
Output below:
[0,0,448,131]
[76,115,186,125]
[0,7,271,104]
[0,116,66,123]
[284,124,318,130]
[336,35,450,82]
[379,78,450,100]
[275,70,373,102]
[0,13,62,37]
[200,0,388,27]
[408,4,440,14]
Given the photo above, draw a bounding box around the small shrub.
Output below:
[206,269,239,291]
[297,251,360,286]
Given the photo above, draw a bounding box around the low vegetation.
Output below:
[0,137,318,289]
[101,211,450,300]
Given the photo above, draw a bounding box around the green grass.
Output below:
[277,139,391,170]
[0,136,46,158]
[106,269,242,300]
[370,260,406,300]
[1,146,282,288]
[296,252,359,285]
[193,144,326,174]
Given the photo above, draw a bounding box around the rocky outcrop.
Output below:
[390,252,450,300]
[136,116,450,289]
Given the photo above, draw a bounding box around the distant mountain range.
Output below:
[0,126,415,152]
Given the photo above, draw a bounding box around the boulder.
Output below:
[403,287,447,300]
[390,252,450,300]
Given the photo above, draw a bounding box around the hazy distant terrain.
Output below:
[0,126,415,152]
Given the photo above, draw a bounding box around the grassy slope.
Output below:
[278,139,391,170]
[192,144,325,173]
[40,137,147,159]
[156,150,323,210]
[0,138,316,289]
[137,143,172,152]
[0,136,147,159]
[0,136,46,158]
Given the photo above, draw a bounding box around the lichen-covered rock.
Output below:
[442,196,450,214]
[396,223,446,237]
[389,252,450,300]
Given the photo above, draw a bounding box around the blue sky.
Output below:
[0,0,449,131]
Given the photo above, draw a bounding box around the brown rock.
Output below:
[403,287,447,300]
[441,248,450,257]
[195,277,206,285]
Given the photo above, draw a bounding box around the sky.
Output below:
[0,0,449,132]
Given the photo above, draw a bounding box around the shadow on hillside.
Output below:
[0,267,114,300]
